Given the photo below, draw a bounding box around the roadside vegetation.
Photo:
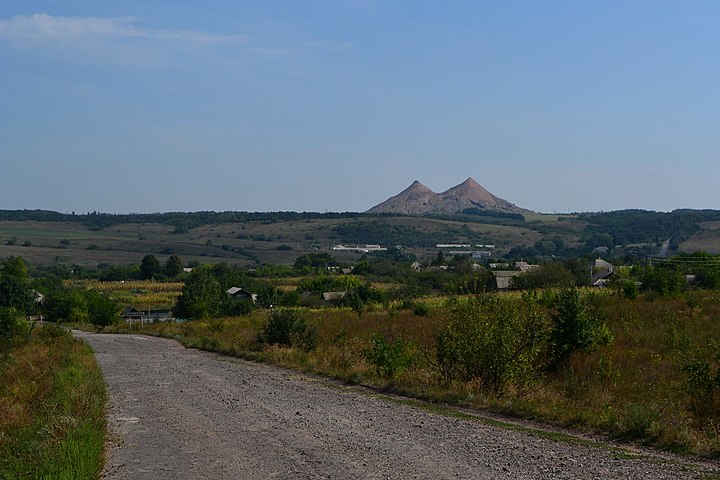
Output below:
[104,285,720,456]
[6,241,720,460]
[0,258,106,479]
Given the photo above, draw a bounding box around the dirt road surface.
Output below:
[76,331,715,479]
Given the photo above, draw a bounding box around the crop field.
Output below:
[73,280,184,309]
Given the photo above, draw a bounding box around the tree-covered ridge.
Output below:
[332,220,492,248]
[578,209,720,247]
[0,209,370,231]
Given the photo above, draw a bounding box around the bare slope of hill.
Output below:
[368,177,530,215]
[364,180,436,215]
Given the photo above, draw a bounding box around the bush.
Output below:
[550,288,613,366]
[412,302,430,317]
[435,296,551,393]
[364,333,415,379]
[683,355,720,424]
[259,309,317,351]
[0,307,29,345]
[618,403,659,441]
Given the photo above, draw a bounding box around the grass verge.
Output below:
[0,325,106,480]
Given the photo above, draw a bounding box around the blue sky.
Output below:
[1,1,719,214]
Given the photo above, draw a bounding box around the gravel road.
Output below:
[76,331,715,479]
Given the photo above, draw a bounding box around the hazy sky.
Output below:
[1,2,719,214]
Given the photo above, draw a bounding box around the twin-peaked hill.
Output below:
[367,178,530,215]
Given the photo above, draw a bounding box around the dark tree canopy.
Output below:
[0,257,34,314]
[139,254,160,280]
[173,267,224,319]
[164,255,184,278]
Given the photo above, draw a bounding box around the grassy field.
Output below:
[101,288,720,457]
[680,222,720,254]
[0,326,106,479]
[0,214,568,269]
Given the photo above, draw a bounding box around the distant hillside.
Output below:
[368,178,530,215]
[1,207,719,270]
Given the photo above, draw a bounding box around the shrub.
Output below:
[259,309,317,351]
[618,403,659,441]
[0,307,29,345]
[364,333,415,379]
[412,302,429,317]
[683,355,720,424]
[435,296,551,393]
[611,278,638,299]
[550,288,613,366]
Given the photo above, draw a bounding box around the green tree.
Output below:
[640,266,685,296]
[164,255,184,278]
[293,253,337,270]
[139,254,160,280]
[84,291,120,327]
[510,263,575,290]
[173,267,224,319]
[344,291,365,319]
[44,290,89,323]
[1,256,29,280]
[296,275,361,295]
[0,257,34,314]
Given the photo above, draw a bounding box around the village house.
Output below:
[492,261,540,290]
[226,287,257,303]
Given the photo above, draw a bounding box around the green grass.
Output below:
[0,326,106,480]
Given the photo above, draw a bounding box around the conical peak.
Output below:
[403,180,435,194]
[367,177,529,214]
[442,177,490,196]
